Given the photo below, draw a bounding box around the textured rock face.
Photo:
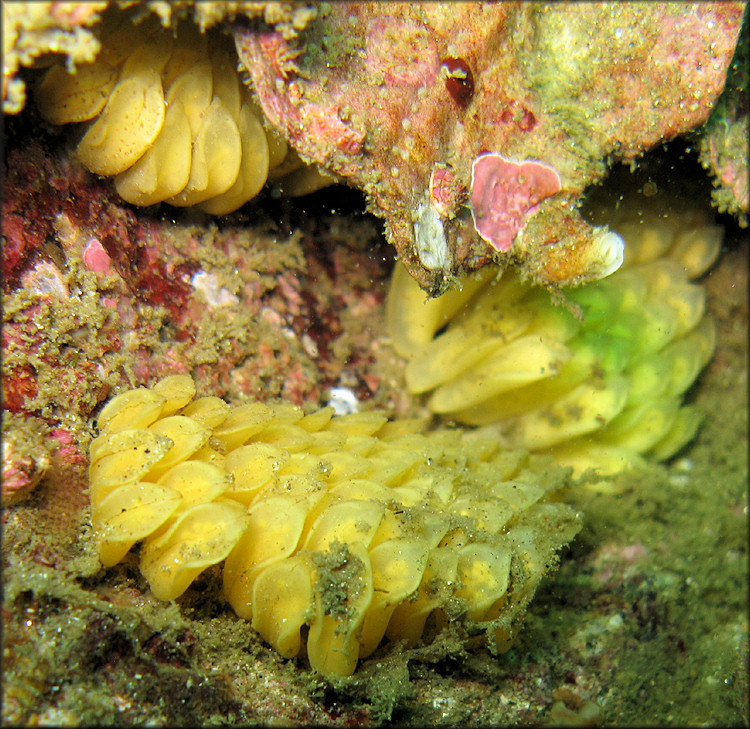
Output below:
[235,1,744,293]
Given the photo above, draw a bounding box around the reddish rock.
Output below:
[235,1,744,292]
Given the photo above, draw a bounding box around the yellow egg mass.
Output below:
[88,375,581,677]
[387,195,722,478]
[35,14,331,213]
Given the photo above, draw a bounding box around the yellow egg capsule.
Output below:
[223,442,289,505]
[92,481,182,567]
[386,546,460,647]
[35,62,118,124]
[95,387,165,434]
[113,95,193,206]
[211,402,275,451]
[151,374,197,415]
[140,500,249,601]
[307,542,374,679]
[251,554,316,659]
[358,538,429,658]
[88,429,174,505]
[155,460,231,515]
[223,495,311,619]
[76,64,166,176]
[146,416,211,479]
[454,543,512,621]
[180,396,231,429]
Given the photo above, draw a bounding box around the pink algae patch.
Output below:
[82,238,112,275]
[470,153,561,252]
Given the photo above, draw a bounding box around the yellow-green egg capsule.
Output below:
[405,305,534,395]
[548,442,647,479]
[386,263,495,357]
[265,403,306,424]
[428,336,572,414]
[387,193,720,480]
[666,224,722,278]
[377,418,426,440]
[614,221,675,266]
[594,400,680,454]
[647,405,704,461]
[341,434,378,456]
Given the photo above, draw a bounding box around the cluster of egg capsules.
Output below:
[388,195,722,478]
[34,15,329,213]
[89,375,580,677]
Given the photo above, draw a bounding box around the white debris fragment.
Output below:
[328,387,359,415]
[414,201,451,271]
[191,271,239,308]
